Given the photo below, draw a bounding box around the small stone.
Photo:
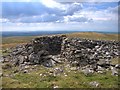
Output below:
[0,73,2,77]
[43,74,46,77]
[82,68,94,76]
[39,74,42,76]
[89,81,100,87]
[110,66,118,76]
[24,65,29,69]
[70,67,77,71]
[97,71,103,74]
[23,70,28,73]
[64,74,67,77]
[97,66,104,71]
[115,64,120,69]
[53,86,59,88]
[13,70,19,73]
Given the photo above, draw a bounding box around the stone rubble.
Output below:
[2,35,119,75]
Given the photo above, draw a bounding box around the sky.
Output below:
[1,0,119,32]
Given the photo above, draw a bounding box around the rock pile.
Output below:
[2,35,119,75]
[61,38,119,67]
[3,35,66,67]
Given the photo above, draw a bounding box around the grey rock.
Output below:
[23,70,28,73]
[110,66,118,76]
[42,59,55,67]
[53,67,64,76]
[70,67,78,71]
[115,64,120,69]
[89,81,100,87]
[82,67,94,76]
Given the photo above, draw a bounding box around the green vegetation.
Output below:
[1,36,36,49]
[2,63,119,88]
[2,36,35,44]
[66,32,119,41]
[2,32,119,45]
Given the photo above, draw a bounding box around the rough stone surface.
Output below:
[2,35,119,75]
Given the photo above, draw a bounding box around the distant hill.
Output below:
[1,32,119,49]
[66,32,119,41]
[2,31,118,37]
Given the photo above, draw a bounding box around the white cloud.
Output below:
[40,0,83,16]
[63,14,92,23]
[40,0,65,10]
[73,4,118,22]
[0,18,10,23]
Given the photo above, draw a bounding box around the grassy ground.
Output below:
[66,32,119,41]
[1,32,120,88]
[2,63,119,88]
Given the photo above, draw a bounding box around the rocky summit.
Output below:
[2,35,120,76]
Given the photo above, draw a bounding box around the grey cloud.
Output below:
[63,3,82,16]
[12,14,63,23]
[2,2,88,23]
[69,17,88,22]
[68,16,93,22]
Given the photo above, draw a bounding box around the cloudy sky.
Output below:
[1,0,119,32]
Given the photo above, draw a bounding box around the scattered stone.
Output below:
[24,65,30,69]
[53,67,64,76]
[23,70,28,73]
[13,70,19,73]
[115,64,120,69]
[82,67,94,76]
[2,63,12,69]
[70,67,78,71]
[64,74,67,77]
[53,86,59,88]
[89,81,100,87]
[4,74,9,77]
[97,66,105,74]
[39,74,42,76]
[110,66,118,76]
[0,73,2,77]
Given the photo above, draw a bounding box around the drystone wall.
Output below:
[32,35,65,54]
[2,35,119,70]
[61,38,119,67]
